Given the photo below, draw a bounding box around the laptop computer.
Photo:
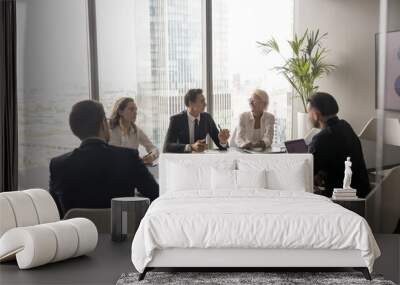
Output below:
[284,139,308,153]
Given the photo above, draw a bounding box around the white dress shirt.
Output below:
[236,111,275,148]
[184,111,227,152]
[109,125,159,158]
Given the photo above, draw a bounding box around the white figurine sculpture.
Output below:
[343,157,353,189]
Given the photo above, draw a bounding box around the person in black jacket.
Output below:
[49,100,159,217]
[307,92,370,198]
[163,89,230,153]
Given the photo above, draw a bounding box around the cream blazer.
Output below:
[109,125,159,158]
[236,111,275,148]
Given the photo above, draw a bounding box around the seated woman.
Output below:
[109,97,159,165]
[236,89,275,150]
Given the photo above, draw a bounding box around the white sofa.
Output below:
[0,189,98,269]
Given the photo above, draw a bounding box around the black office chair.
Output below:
[64,208,111,233]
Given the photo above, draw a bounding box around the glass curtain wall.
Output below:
[16,0,91,189]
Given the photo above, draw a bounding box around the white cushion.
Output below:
[169,162,210,191]
[24,189,60,223]
[236,169,267,189]
[42,221,79,262]
[1,191,39,227]
[237,157,311,192]
[66,218,98,257]
[211,168,236,190]
[266,161,307,191]
[0,218,97,269]
[0,225,57,269]
[167,158,235,192]
[211,169,267,191]
[0,189,60,237]
[0,196,17,237]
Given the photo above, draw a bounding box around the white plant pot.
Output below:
[297,112,312,139]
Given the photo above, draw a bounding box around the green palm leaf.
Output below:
[257,29,336,112]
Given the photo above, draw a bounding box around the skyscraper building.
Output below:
[137,0,230,147]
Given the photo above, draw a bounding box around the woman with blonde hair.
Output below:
[236,89,275,150]
[109,97,159,165]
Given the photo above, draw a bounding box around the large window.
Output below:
[212,0,294,145]
[16,0,294,189]
[17,0,90,189]
[96,0,203,153]
[97,0,293,152]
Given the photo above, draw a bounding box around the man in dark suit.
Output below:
[307,92,370,198]
[49,100,159,217]
[163,89,230,153]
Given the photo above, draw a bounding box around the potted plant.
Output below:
[257,29,336,138]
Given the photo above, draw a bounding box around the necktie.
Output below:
[194,118,200,142]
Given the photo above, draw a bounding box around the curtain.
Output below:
[0,0,18,192]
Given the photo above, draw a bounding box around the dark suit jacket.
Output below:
[49,138,159,216]
[308,117,370,198]
[163,111,227,153]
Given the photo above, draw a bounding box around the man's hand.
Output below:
[142,153,155,165]
[191,139,207,152]
[218,129,230,144]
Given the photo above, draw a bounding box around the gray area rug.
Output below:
[117,272,396,285]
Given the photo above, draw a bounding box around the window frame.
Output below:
[87,0,294,138]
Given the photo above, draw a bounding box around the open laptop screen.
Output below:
[284,139,308,153]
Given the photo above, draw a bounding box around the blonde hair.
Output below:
[253,89,269,108]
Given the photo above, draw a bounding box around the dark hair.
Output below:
[109,97,135,129]
[184,89,203,107]
[307,92,339,117]
[69,100,106,140]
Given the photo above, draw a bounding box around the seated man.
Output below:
[307,92,370,198]
[49,100,159,216]
[163,88,230,153]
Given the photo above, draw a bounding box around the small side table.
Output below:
[111,197,150,242]
[331,197,366,217]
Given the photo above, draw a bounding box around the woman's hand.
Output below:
[254,140,267,150]
[241,142,253,149]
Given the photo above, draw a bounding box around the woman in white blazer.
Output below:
[109,97,159,165]
[236,89,275,150]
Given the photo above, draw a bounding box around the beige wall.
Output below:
[293,0,380,135]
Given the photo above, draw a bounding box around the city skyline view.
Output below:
[98,0,293,148]
[17,0,294,188]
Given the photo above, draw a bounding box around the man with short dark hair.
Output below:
[163,89,230,153]
[49,100,159,216]
[307,92,370,198]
